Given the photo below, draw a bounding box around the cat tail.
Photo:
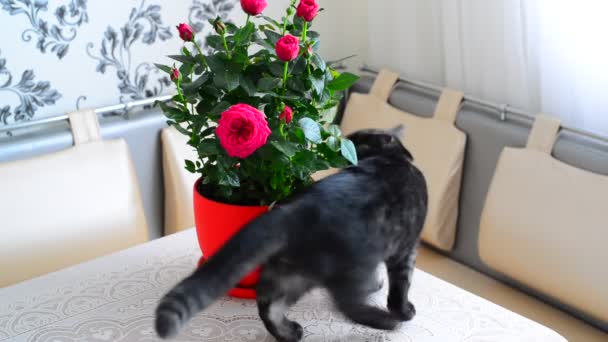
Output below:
[155,208,289,339]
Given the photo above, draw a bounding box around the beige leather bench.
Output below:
[0,110,148,287]
[417,246,607,342]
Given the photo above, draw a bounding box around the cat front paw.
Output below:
[391,301,416,321]
[275,321,304,342]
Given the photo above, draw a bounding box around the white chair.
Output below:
[161,126,198,235]
[0,110,148,287]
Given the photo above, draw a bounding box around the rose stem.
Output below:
[302,21,308,42]
[221,31,231,59]
[175,74,186,105]
[192,40,209,69]
[282,61,289,92]
[282,0,297,35]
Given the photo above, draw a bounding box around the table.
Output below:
[0,229,566,342]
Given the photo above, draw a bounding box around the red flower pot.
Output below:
[193,178,268,299]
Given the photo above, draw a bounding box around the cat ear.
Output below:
[389,124,405,139]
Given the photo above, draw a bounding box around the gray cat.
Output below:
[155,126,428,342]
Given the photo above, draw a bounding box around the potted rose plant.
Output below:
[155,0,359,298]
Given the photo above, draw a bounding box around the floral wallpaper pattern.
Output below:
[189,0,235,52]
[0,0,241,127]
[86,1,173,103]
[0,0,88,59]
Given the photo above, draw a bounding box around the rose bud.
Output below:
[296,0,319,22]
[170,67,180,82]
[279,105,293,124]
[176,23,194,42]
[275,34,300,62]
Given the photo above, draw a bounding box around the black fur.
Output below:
[155,127,428,341]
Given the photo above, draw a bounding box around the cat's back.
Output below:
[292,155,426,220]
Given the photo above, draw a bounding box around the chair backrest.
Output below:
[0,110,148,287]
[340,69,466,251]
[479,114,608,323]
[161,126,199,235]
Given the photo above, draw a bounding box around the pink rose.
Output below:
[170,67,180,82]
[296,0,319,22]
[240,0,267,16]
[275,35,300,62]
[216,104,271,158]
[279,105,293,124]
[176,23,194,42]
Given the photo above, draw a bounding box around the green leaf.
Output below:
[270,171,283,190]
[328,124,341,136]
[179,62,194,76]
[327,72,360,91]
[240,74,257,96]
[293,128,306,143]
[293,16,306,31]
[210,101,231,115]
[168,54,196,64]
[267,92,300,101]
[225,22,238,33]
[226,69,240,91]
[194,64,205,75]
[188,134,200,147]
[154,63,172,74]
[201,85,222,98]
[232,47,250,64]
[183,74,209,94]
[261,16,282,29]
[257,77,282,92]
[309,31,321,51]
[206,35,224,50]
[320,88,331,105]
[185,159,196,173]
[255,35,275,52]
[291,56,307,75]
[251,49,271,60]
[327,136,340,152]
[171,122,190,135]
[214,68,240,91]
[287,77,305,93]
[308,31,320,40]
[264,29,282,45]
[298,117,322,143]
[271,140,298,157]
[198,139,219,155]
[269,61,286,77]
[219,167,240,187]
[206,54,226,73]
[235,21,255,45]
[340,138,358,165]
[160,103,190,121]
[311,53,326,72]
[310,72,324,97]
[200,126,216,138]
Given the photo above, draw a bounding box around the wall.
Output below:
[0,0,366,129]
[365,0,608,136]
[0,0,244,127]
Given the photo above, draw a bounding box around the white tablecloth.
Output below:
[0,229,566,342]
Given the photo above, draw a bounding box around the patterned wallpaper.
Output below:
[0,0,243,127]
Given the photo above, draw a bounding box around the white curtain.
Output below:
[367,0,608,136]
